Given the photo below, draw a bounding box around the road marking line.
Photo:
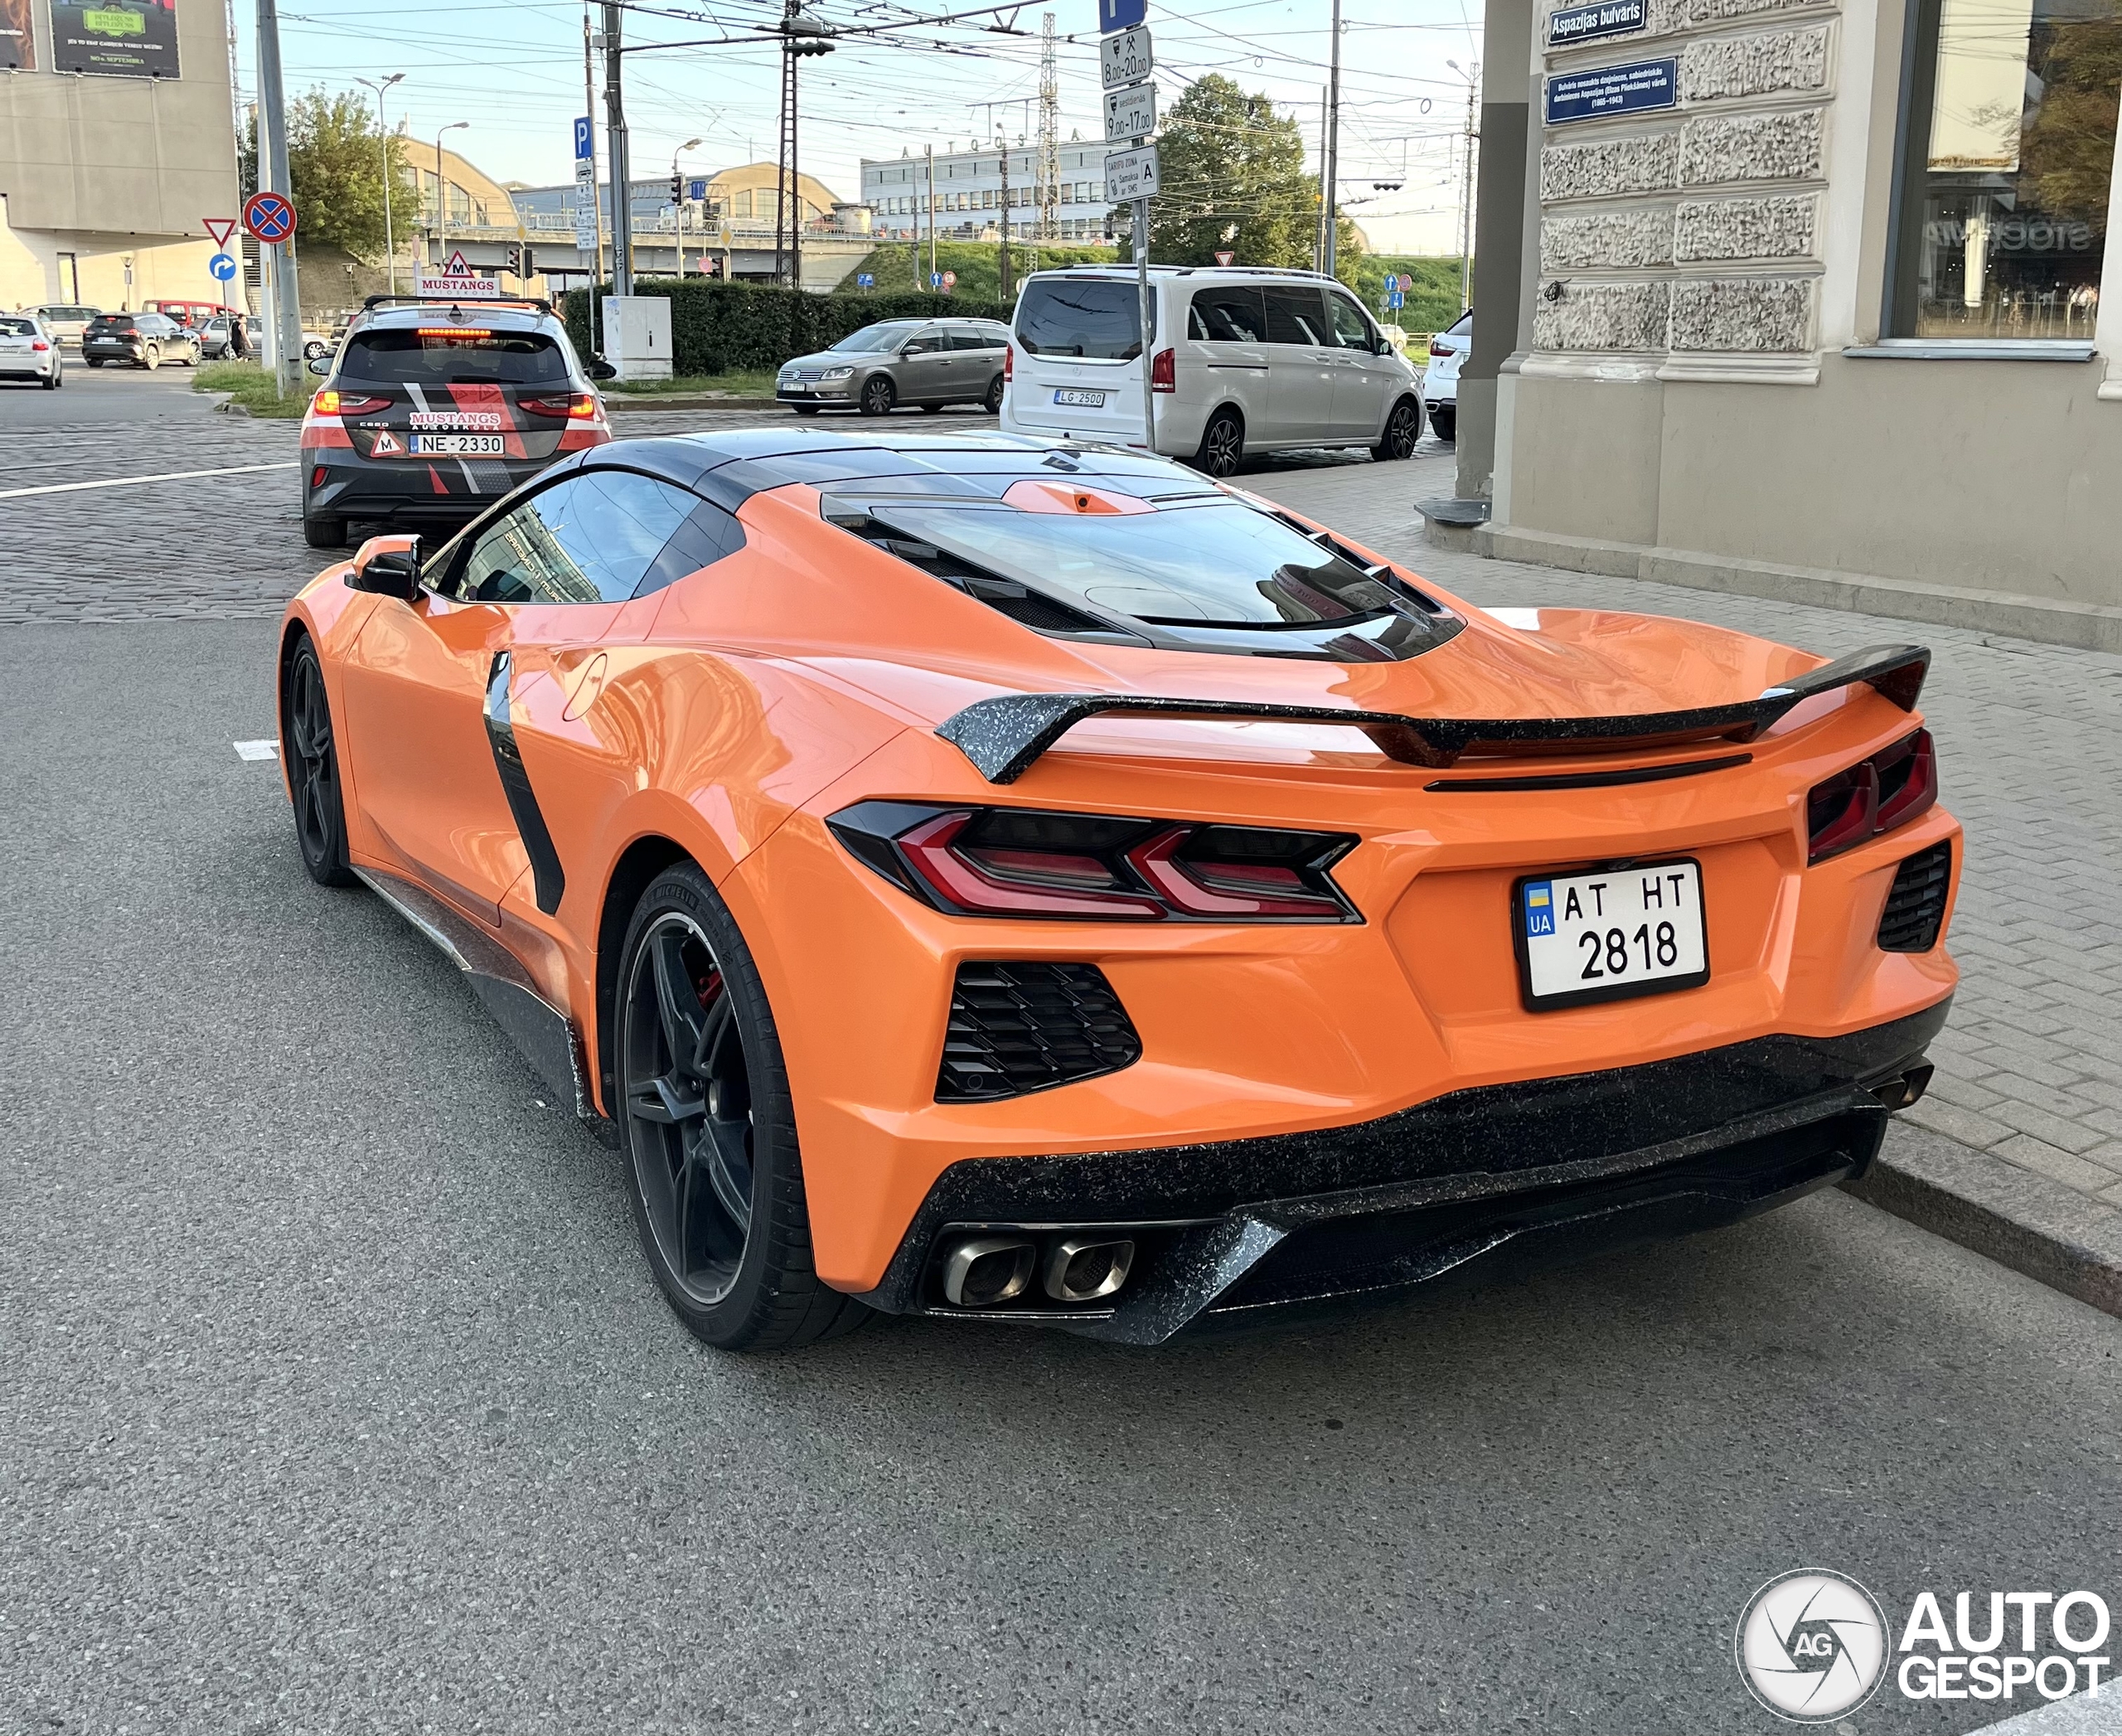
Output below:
[0,461,298,499]
[234,739,280,761]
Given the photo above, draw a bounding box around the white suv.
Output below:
[1000,265,1425,476]
[1423,308,1470,444]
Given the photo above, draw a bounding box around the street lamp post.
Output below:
[356,74,405,295]
[672,136,701,278]
[434,120,469,270]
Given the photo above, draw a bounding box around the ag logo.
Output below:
[1735,1569,1889,1723]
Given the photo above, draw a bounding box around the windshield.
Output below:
[862,500,1412,627]
[0,318,35,337]
[1015,279,1151,360]
[831,323,919,353]
[90,316,133,329]
[340,328,569,386]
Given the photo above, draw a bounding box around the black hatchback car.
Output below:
[298,297,615,549]
[82,312,201,370]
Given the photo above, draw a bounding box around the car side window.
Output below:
[903,326,942,355]
[946,328,993,352]
[1327,293,1376,352]
[636,499,747,597]
[1189,285,1267,342]
[449,471,701,604]
[1263,287,1329,346]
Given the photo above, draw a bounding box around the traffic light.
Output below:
[785,35,833,56]
[671,171,684,202]
[505,242,523,275]
[520,245,535,279]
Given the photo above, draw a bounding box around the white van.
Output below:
[999,265,1425,476]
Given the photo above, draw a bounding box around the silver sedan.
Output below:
[0,313,63,390]
[778,318,1010,416]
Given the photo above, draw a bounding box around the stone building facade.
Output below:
[1451,0,2122,650]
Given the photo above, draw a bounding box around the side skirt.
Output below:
[352,865,620,1149]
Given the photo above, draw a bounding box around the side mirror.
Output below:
[308,356,331,376]
[1377,337,1395,356]
[348,534,424,602]
[587,357,618,381]
[901,342,927,356]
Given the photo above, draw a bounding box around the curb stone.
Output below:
[1845,1119,2122,1320]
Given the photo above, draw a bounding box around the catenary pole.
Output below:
[584,7,606,350]
[1315,85,1328,273]
[926,143,937,289]
[1460,65,1478,312]
[255,0,303,395]
[603,2,633,296]
[1322,0,1342,278]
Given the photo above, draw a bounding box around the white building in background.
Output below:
[861,141,1119,243]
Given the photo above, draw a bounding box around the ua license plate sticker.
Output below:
[1514,859,1709,1010]
[1054,388,1108,406]
[409,434,506,456]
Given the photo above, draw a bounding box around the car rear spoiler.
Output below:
[935,643,1930,784]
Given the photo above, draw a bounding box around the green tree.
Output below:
[1112,74,1369,291]
[242,90,417,261]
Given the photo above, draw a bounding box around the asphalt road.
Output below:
[2,609,2118,1736]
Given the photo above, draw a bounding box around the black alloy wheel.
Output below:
[283,638,355,886]
[1195,408,1244,478]
[616,863,868,1351]
[983,373,1004,413]
[860,373,895,415]
[1373,396,1422,462]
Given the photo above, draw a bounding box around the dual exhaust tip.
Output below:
[940,1233,1136,1309]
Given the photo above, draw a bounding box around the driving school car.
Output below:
[277,426,1960,1354]
[299,295,613,550]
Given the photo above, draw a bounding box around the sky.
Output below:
[237,0,1485,254]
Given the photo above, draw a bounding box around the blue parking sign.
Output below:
[574,116,593,161]
[856,273,874,288]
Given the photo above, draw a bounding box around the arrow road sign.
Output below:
[208,252,237,283]
[1387,288,1405,309]
[1098,0,1146,30]
[1099,24,1152,90]
[243,191,297,243]
[687,177,708,202]
[930,272,943,289]
[204,217,237,248]
[1103,80,1155,143]
[1105,143,1160,202]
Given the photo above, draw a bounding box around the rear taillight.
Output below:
[311,390,340,416]
[1003,344,1014,382]
[1150,347,1175,393]
[310,390,390,417]
[828,803,1360,923]
[521,392,598,419]
[1806,728,1936,864]
[31,340,48,352]
[1429,339,1451,358]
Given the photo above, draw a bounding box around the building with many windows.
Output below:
[862,142,1117,243]
[0,0,238,310]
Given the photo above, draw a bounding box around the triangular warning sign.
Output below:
[441,250,473,275]
[205,217,237,248]
[1214,250,1235,265]
[371,430,402,455]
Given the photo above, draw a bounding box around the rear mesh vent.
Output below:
[937,963,1142,1101]
[1877,841,1951,953]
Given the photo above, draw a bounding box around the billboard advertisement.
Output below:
[50,0,179,77]
[0,0,36,69]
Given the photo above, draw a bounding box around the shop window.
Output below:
[1890,0,2119,337]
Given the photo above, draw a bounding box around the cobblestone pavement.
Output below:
[10,390,2114,1213]
[1248,460,2122,1218]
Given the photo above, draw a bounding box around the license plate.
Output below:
[1054,388,1108,407]
[781,383,808,393]
[409,434,505,456]
[1514,859,1708,1010]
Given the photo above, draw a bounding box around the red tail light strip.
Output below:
[1806,729,1937,864]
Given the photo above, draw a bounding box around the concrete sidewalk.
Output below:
[1249,457,2122,1315]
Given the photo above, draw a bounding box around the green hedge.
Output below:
[563,279,1015,377]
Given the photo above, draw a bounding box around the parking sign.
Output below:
[574,116,593,160]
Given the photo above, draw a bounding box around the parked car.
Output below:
[0,313,63,389]
[21,303,102,345]
[778,318,1010,415]
[81,311,201,370]
[145,298,240,333]
[298,296,614,548]
[1000,264,1424,476]
[1424,308,1470,444]
[197,316,235,359]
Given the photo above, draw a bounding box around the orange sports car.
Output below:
[276,428,1959,1351]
